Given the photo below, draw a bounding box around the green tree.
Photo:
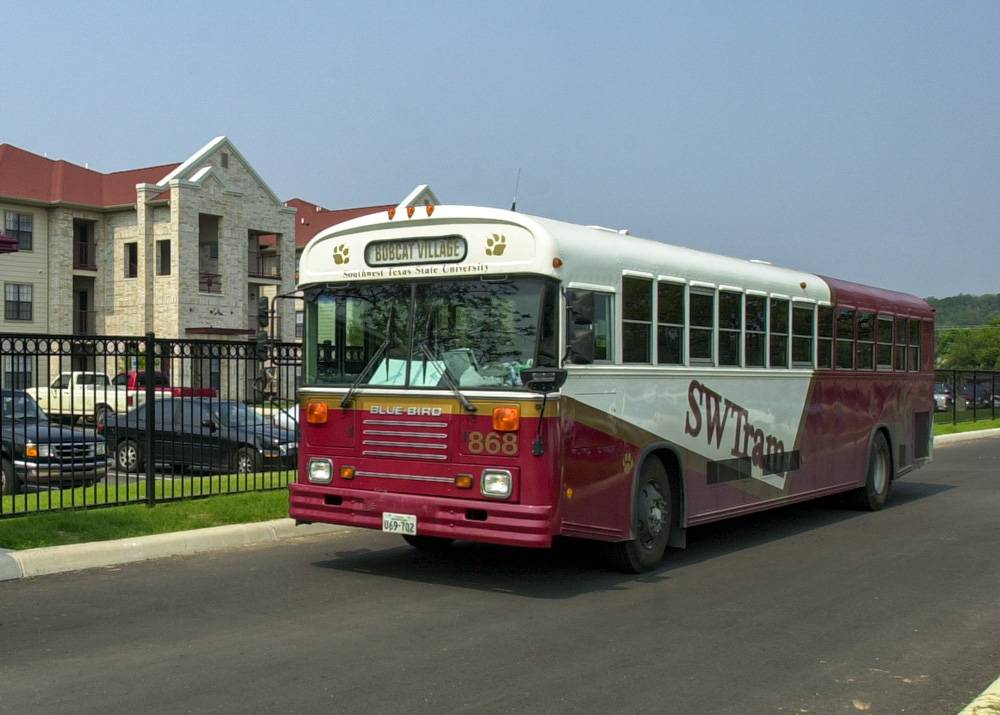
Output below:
[938,317,1000,369]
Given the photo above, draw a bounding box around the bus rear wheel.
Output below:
[402,535,455,551]
[849,431,892,511]
[609,458,671,573]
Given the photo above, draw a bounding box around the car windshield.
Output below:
[1,392,47,421]
[213,403,269,428]
[303,277,558,389]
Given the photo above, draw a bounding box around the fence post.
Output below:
[993,372,997,422]
[144,332,156,506]
[972,370,978,423]
[952,370,957,425]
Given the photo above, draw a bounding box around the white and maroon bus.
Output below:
[289,204,934,572]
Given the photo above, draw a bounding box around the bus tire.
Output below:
[849,431,892,511]
[402,535,454,551]
[609,458,672,573]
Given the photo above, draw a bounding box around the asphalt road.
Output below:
[2,438,999,715]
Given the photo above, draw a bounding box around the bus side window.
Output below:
[622,276,653,363]
[877,315,893,370]
[792,304,815,367]
[718,291,742,367]
[908,319,921,371]
[857,312,875,370]
[769,298,789,368]
[745,295,767,367]
[836,308,855,369]
[657,282,684,365]
[565,290,613,364]
[894,317,908,371]
[817,306,833,368]
[689,289,715,364]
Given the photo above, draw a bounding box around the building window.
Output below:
[4,283,33,321]
[622,276,652,363]
[745,294,767,367]
[5,212,33,251]
[688,290,715,363]
[657,282,684,365]
[718,291,742,367]
[769,298,789,368]
[295,310,304,338]
[836,308,855,369]
[2,355,33,389]
[817,306,834,369]
[221,152,229,168]
[877,315,894,370]
[210,358,222,391]
[856,311,875,370]
[792,304,815,367]
[908,320,921,371]
[125,242,138,278]
[894,317,908,371]
[156,240,171,275]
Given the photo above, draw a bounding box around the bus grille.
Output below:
[361,419,449,461]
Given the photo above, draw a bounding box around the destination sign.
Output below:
[365,235,467,267]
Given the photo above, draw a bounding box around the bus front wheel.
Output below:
[610,458,672,573]
[849,431,892,511]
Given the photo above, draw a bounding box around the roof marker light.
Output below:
[552,257,563,268]
[387,208,396,219]
[406,206,415,218]
[426,204,435,216]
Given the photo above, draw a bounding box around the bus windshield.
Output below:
[304,277,558,389]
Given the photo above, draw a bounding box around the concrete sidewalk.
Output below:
[0,519,349,582]
[1,430,995,583]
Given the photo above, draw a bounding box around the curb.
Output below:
[0,519,349,582]
[935,428,1000,446]
[957,671,1000,714]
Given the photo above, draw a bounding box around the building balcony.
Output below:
[74,241,97,270]
[199,272,222,293]
[248,252,281,280]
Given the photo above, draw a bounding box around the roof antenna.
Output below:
[510,167,521,211]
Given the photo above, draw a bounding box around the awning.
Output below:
[0,232,18,253]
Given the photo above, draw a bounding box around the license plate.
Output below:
[382,512,417,536]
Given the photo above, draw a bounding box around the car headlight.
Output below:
[278,442,298,456]
[308,458,333,484]
[95,442,107,456]
[481,469,513,499]
[39,443,53,457]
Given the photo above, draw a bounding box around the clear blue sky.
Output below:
[2,0,997,298]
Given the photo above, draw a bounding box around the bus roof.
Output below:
[297,204,931,317]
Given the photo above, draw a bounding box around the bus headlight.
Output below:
[308,458,333,484]
[481,469,513,499]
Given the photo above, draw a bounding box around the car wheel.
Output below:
[848,431,892,511]
[608,458,672,573]
[234,446,261,474]
[116,439,142,473]
[402,535,455,551]
[1,458,19,495]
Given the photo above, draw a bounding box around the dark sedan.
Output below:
[102,398,297,474]
[2,390,109,494]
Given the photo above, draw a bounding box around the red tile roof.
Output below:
[286,197,394,250]
[0,143,178,208]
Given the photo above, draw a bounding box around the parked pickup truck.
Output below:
[111,371,217,399]
[2,389,109,494]
[27,371,141,424]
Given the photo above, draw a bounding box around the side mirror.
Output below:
[202,418,218,432]
[520,368,568,393]
[567,324,596,364]
[566,290,595,325]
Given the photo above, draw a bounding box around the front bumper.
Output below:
[289,482,555,548]
[12,460,111,485]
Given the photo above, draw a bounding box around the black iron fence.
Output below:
[934,369,1000,425]
[1,332,301,518]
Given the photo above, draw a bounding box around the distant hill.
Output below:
[927,293,1000,328]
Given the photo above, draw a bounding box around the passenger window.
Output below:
[856,312,875,370]
[622,277,652,363]
[718,291,742,367]
[877,315,893,370]
[565,289,613,363]
[894,317,908,371]
[836,308,855,369]
[769,298,789,368]
[745,295,767,367]
[688,290,715,363]
[656,282,684,365]
[792,304,814,367]
[817,306,833,369]
[908,320,921,371]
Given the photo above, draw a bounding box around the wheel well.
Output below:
[646,448,686,546]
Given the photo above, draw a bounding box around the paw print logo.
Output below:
[622,451,635,473]
[485,233,507,256]
[333,244,350,265]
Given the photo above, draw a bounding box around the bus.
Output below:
[289,203,934,572]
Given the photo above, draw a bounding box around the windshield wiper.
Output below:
[341,306,396,409]
[416,313,476,413]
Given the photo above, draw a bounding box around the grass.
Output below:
[934,417,1000,436]
[0,489,291,550]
